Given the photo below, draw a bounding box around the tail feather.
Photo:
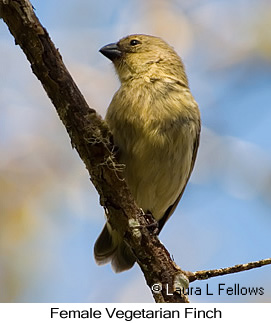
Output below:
[94,223,117,265]
[94,223,136,272]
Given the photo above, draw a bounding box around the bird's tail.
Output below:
[94,222,136,272]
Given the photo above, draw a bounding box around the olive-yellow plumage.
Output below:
[94,34,201,272]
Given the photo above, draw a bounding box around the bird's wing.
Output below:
[158,122,201,232]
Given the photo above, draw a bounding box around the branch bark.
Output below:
[1,0,270,303]
[0,0,189,302]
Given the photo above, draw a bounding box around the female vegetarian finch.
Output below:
[94,34,201,272]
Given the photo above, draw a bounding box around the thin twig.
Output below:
[187,258,271,282]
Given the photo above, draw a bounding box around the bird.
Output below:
[94,34,201,272]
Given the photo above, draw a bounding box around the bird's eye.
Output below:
[130,39,141,46]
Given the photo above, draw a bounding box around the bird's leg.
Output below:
[138,209,159,235]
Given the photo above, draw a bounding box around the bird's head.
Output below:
[100,34,188,85]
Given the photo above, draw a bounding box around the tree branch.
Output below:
[1,0,270,303]
[0,0,189,302]
[187,258,271,282]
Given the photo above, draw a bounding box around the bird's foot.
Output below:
[138,209,159,235]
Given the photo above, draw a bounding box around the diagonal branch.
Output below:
[0,0,189,303]
[1,0,270,303]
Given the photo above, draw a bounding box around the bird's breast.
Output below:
[106,81,199,220]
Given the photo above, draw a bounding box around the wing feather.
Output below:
[158,120,201,232]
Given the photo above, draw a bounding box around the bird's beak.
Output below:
[99,42,122,61]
